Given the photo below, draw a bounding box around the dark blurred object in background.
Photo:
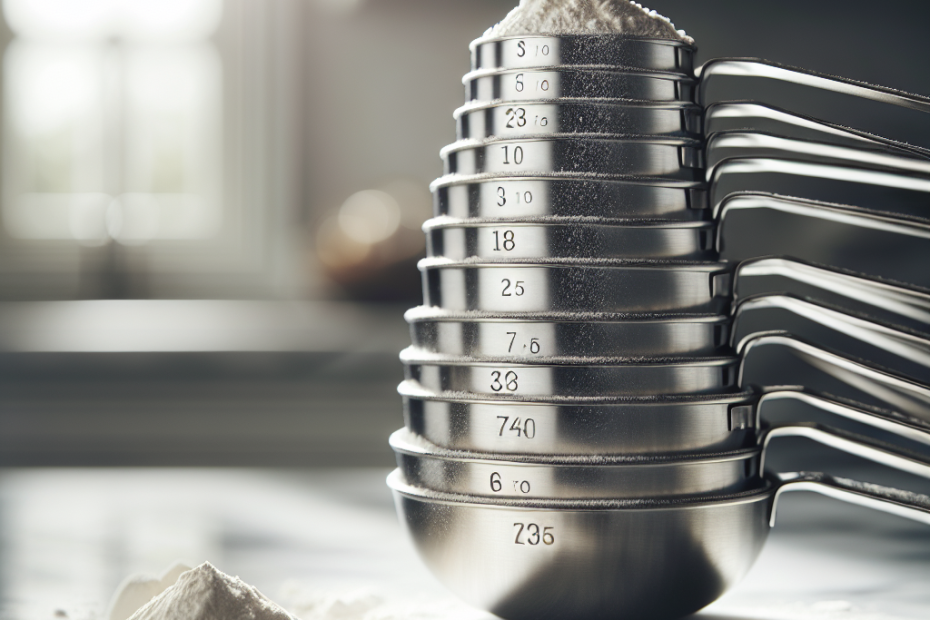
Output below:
[314,180,429,302]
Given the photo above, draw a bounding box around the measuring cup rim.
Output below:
[469,33,696,51]
[462,65,697,82]
[398,380,754,406]
[716,191,930,229]
[430,172,704,191]
[453,99,700,120]
[441,136,701,157]
[389,428,759,466]
[418,256,729,270]
[404,306,729,324]
[400,346,738,367]
[387,469,771,512]
[422,215,714,230]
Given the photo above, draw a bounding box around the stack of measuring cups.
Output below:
[386,32,930,620]
[389,34,759,618]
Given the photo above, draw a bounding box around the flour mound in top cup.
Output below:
[484,0,692,43]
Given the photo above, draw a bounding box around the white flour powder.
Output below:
[109,564,485,620]
[125,562,295,620]
[108,563,192,620]
[484,0,692,43]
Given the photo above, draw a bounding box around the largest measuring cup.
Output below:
[389,468,930,620]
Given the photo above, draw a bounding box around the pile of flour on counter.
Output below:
[110,563,483,620]
[485,0,692,43]
[119,563,295,620]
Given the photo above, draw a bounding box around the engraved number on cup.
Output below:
[514,523,554,546]
[491,473,530,494]
[500,279,525,296]
[501,145,524,165]
[516,41,550,58]
[504,108,547,130]
[506,108,526,129]
[506,332,541,354]
[497,416,536,439]
[493,230,516,252]
[490,371,519,392]
[496,187,533,207]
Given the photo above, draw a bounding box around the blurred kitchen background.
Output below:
[0,0,928,467]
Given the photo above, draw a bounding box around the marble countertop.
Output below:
[0,467,926,620]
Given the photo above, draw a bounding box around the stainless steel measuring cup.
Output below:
[390,427,760,500]
[401,380,930,458]
[392,27,930,620]
[388,468,930,620]
[390,397,930,500]
[463,66,696,103]
[455,100,701,140]
[424,217,716,261]
[442,137,702,180]
[432,175,707,220]
[419,258,731,313]
[406,306,727,358]
[400,347,738,398]
[400,380,754,455]
[470,35,694,74]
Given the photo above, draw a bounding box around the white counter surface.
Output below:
[0,468,926,620]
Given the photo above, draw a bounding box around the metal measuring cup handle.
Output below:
[739,334,930,423]
[717,193,930,291]
[773,471,930,526]
[698,58,930,150]
[756,391,930,483]
[731,294,930,386]
[709,158,930,222]
[698,58,930,113]
[704,102,930,158]
[732,258,930,338]
[706,132,930,181]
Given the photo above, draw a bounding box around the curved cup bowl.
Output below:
[389,469,930,620]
